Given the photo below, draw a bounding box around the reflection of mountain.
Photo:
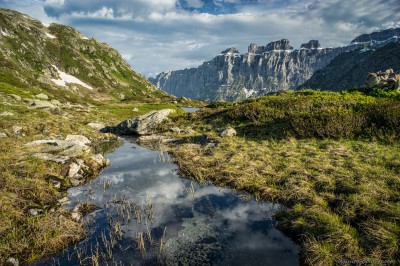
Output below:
[52,140,298,265]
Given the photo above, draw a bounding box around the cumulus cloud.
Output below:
[0,0,399,76]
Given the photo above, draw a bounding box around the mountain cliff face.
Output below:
[150,28,400,101]
[0,8,165,102]
[299,41,400,91]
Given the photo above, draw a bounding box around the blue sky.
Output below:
[1,0,399,76]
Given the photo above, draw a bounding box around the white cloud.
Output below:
[1,0,399,77]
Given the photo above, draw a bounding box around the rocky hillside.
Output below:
[150,28,400,101]
[299,41,400,91]
[0,8,167,102]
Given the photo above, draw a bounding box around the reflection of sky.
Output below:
[65,140,298,265]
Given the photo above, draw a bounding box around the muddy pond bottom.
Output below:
[39,139,299,265]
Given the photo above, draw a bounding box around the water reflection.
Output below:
[182,107,200,113]
[39,139,298,265]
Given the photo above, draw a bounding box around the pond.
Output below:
[37,139,299,265]
[181,107,200,113]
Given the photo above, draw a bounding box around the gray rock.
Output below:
[132,107,139,112]
[71,211,81,222]
[31,99,55,109]
[35,93,49,100]
[0,132,7,138]
[9,94,21,101]
[12,126,22,134]
[170,127,181,133]
[29,208,41,216]
[220,127,237,137]
[32,153,70,164]
[0,111,14,116]
[68,162,81,178]
[65,135,91,145]
[6,257,19,266]
[137,135,175,143]
[110,109,175,135]
[87,122,105,131]
[89,154,109,167]
[60,143,90,157]
[50,99,62,106]
[22,98,34,105]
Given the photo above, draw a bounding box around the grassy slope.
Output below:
[159,90,400,265]
[0,78,192,264]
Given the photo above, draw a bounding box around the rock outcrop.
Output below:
[104,109,175,135]
[300,41,400,91]
[364,69,400,92]
[150,28,400,101]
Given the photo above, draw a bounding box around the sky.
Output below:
[0,0,399,77]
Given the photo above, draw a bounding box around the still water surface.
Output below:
[39,139,299,265]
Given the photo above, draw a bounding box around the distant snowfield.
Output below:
[45,32,57,39]
[51,65,94,90]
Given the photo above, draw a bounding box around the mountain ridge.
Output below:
[150,28,400,101]
[0,8,167,103]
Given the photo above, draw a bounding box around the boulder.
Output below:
[35,93,49,100]
[60,143,90,157]
[9,94,21,101]
[12,126,22,134]
[137,135,175,143]
[31,99,55,109]
[364,69,400,92]
[109,109,175,135]
[6,257,19,266]
[0,132,7,138]
[89,154,109,168]
[50,99,62,106]
[87,122,105,131]
[170,127,181,133]
[220,127,237,137]
[32,153,70,164]
[65,135,91,145]
[0,111,14,116]
[68,162,81,178]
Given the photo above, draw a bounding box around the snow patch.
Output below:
[45,32,57,39]
[51,65,94,90]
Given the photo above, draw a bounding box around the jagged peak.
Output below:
[265,39,293,51]
[350,27,400,44]
[220,47,240,54]
[300,40,321,49]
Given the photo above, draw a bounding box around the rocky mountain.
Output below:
[300,41,400,91]
[0,8,167,103]
[150,28,400,101]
